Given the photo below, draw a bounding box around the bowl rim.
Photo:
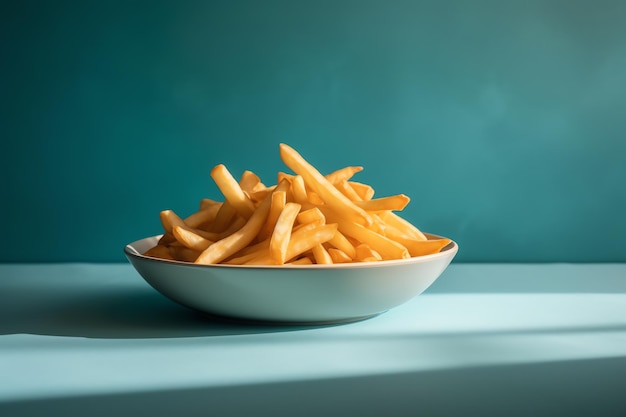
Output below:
[125,233,458,270]
[124,232,459,270]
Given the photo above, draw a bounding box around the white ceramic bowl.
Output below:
[125,234,458,324]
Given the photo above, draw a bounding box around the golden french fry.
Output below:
[224,246,269,265]
[159,210,181,234]
[248,184,274,205]
[335,180,362,201]
[296,207,325,225]
[322,207,409,260]
[372,218,430,256]
[355,243,382,262]
[325,166,363,184]
[228,238,270,258]
[377,210,427,241]
[277,172,294,184]
[287,256,314,265]
[246,223,337,265]
[354,194,410,211]
[215,216,246,239]
[158,233,176,246]
[345,222,409,260]
[267,189,287,226]
[184,203,222,229]
[210,201,238,233]
[405,238,452,257]
[172,225,213,252]
[199,198,221,211]
[279,143,372,226]
[327,229,356,259]
[143,244,175,260]
[312,244,333,264]
[368,214,389,236]
[270,202,302,264]
[328,248,352,263]
[257,187,287,242]
[239,170,264,195]
[160,209,220,241]
[292,220,324,234]
[169,245,201,262]
[291,175,308,204]
[306,190,325,205]
[195,199,270,264]
[348,181,375,201]
[210,164,256,219]
[285,223,337,262]
[195,180,290,265]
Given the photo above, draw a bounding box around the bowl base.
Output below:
[192,308,385,327]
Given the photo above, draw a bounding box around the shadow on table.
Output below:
[0,286,346,339]
[2,356,625,417]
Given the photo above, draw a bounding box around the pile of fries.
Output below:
[144,144,451,266]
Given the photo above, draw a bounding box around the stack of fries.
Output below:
[144,144,451,265]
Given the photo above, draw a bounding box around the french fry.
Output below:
[354,194,410,211]
[158,233,176,246]
[195,194,272,265]
[371,218,425,253]
[279,144,372,226]
[144,244,175,260]
[347,221,409,260]
[277,171,294,183]
[327,229,356,259]
[328,248,352,263]
[355,243,382,262]
[377,210,427,241]
[296,207,325,225]
[287,256,314,265]
[228,238,271,259]
[270,202,302,264]
[172,226,213,252]
[239,170,264,195]
[159,210,181,234]
[224,246,269,265]
[348,181,375,201]
[160,210,217,241]
[325,166,363,184]
[291,175,308,204]
[322,207,409,260]
[285,223,337,261]
[306,190,325,205]
[216,216,247,240]
[248,184,274,205]
[211,164,256,219]
[292,220,325,234]
[169,245,201,262]
[210,201,238,233]
[257,187,287,242]
[199,198,221,211]
[195,180,291,265]
[335,180,362,201]
[404,238,452,257]
[184,203,222,229]
[312,244,333,264]
[246,223,337,265]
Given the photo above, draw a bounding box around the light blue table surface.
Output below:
[1,263,625,416]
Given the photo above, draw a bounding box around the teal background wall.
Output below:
[2,0,625,263]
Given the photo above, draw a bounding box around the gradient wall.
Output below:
[2,0,625,262]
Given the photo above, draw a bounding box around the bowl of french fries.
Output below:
[125,144,458,323]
